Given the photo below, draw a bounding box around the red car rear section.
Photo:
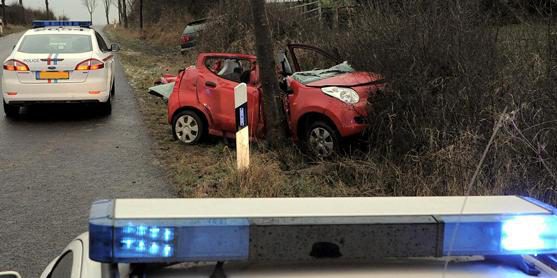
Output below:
[167,45,384,157]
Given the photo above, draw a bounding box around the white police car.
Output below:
[1,21,119,117]
[3,196,557,278]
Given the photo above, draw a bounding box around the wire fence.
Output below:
[268,0,322,21]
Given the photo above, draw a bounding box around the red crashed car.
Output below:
[167,44,385,157]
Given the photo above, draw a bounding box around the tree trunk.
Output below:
[105,1,110,25]
[2,0,6,27]
[45,0,49,20]
[117,0,122,25]
[249,0,289,148]
[122,0,128,28]
[19,0,25,24]
[139,0,143,30]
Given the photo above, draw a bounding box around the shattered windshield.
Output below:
[291,61,355,84]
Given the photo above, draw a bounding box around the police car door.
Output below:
[40,240,82,278]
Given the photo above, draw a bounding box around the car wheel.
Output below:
[99,97,112,116]
[173,110,204,145]
[305,121,340,158]
[3,100,19,118]
[110,80,115,97]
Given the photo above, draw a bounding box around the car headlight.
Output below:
[321,87,360,104]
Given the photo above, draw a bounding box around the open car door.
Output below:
[286,44,343,73]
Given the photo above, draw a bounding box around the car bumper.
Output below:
[327,101,368,137]
[2,78,110,104]
[180,42,196,51]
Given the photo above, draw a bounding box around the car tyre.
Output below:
[110,80,115,97]
[3,100,19,118]
[172,110,205,145]
[99,97,112,116]
[304,121,340,159]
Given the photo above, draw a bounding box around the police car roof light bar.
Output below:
[32,20,92,29]
[88,196,557,264]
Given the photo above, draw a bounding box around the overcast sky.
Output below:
[10,0,119,25]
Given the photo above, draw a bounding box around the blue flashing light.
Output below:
[163,228,174,242]
[32,20,92,29]
[442,214,557,256]
[121,238,134,249]
[149,227,160,239]
[148,242,160,255]
[501,215,557,252]
[136,225,148,236]
[89,200,250,264]
[163,244,173,257]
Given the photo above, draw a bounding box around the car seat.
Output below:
[218,59,239,77]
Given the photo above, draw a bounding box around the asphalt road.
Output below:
[0,31,173,277]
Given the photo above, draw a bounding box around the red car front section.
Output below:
[287,77,382,140]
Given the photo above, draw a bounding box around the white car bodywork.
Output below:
[38,196,557,278]
[1,27,115,106]
[39,233,557,278]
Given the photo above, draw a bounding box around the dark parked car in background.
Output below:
[180,19,207,53]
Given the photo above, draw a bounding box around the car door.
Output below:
[197,56,260,135]
[40,240,83,278]
[287,44,342,73]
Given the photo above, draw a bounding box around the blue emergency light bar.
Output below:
[89,197,557,264]
[32,20,92,29]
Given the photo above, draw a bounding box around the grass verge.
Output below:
[0,25,27,36]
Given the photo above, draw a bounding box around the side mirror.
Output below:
[110,43,120,52]
[12,45,15,50]
[0,271,22,278]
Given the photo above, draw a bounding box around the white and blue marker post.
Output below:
[234,83,250,170]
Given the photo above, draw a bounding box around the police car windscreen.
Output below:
[18,34,93,54]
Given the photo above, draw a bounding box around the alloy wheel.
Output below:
[175,115,200,143]
[309,127,335,158]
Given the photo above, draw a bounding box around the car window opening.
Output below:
[18,34,93,54]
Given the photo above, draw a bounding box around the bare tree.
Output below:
[19,0,24,24]
[249,0,289,148]
[139,0,143,30]
[122,0,128,28]
[44,0,49,19]
[82,0,97,23]
[1,0,6,27]
[103,0,112,25]
[112,0,121,25]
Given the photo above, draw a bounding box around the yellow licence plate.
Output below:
[38,71,70,80]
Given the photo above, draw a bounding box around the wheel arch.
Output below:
[172,106,210,132]
[296,112,339,140]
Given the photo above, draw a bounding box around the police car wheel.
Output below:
[305,121,340,159]
[173,111,204,144]
[99,97,112,116]
[3,100,19,118]
[110,80,115,97]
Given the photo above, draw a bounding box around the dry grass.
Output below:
[1,25,27,36]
